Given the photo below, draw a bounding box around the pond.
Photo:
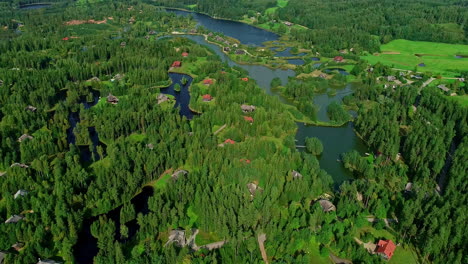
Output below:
[324,68,350,75]
[271,47,307,57]
[287,59,305,65]
[161,72,197,119]
[66,90,104,162]
[165,8,278,46]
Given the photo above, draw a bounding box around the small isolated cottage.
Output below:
[376,240,396,260]
[223,47,231,52]
[107,94,119,104]
[203,79,213,86]
[172,61,182,68]
[387,76,396,82]
[202,94,213,102]
[25,105,37,112]
[247,182,263,197]
[334,56,344,62]
[182,52,189,57]
[241,104,256,113]
[120,42,126,47]
[241,77,249,82]
[0,251,7,264]
[14,190,28,199]
[418,63,426,67]
[165,230,186,247]
[37,259,62,264]
[18,134,33,142]
[5,215,24,224]
[244,116,254,123]
[12,242,24,251]
[236,49,246,55]
[318,199,336,212]
[283,21,293,26]
[146,143,154,150]
[11,163,29,168]
[291,170,303,179]
[224,139,235,145]
[62,37,69,41]
[171,169,188,180]
[157,94,169,104]
[437,84,450,92]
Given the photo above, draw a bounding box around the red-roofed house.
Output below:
[334,56,344,62]
[241,77,249,82]
[240,159,251,164]
[202,94,212,102]
[62,37,69,41]
[182,52,189,57]
[224,139,235,144]
[244,116,254,123]
[172,61,181,68]
[203,79,213,85]
[376,240,396,260]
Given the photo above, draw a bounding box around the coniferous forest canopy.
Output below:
[0,0,467,264]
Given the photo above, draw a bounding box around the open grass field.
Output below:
[362,39,468,77]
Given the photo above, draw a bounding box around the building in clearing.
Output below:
[437,84,450,92]
[244,116,254,123]
[25,105,37,112]
[5,215,24,224]
[18,134,33,142]
[334,56,344,62]
[202,94,213,102]
[182,52,189,57]
[11,242,24,251]
[318,199,336,212]
[203,79,214,85]
[120,42,126,47]
[241,104,256,113]
[236,49,246,55]
[107,94,119,104]
[14,189,28,199]
[157,94,169,104]
[171,61,182,68]
[11,163,29,168]
[241,77,249,82]
[375,240,396,260]
[283,21,293,26]
[37,259,62,264]
[0,251,7,264]
[224,139,235,145]
[171,169,188,180]
[291,170,303,179]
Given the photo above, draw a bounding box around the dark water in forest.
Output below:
[165,8,278,46]
[74,186,154,264]
[161,72,197,119]
[66,90,103,162]
[324,68,350,75]
[19,4,51,10]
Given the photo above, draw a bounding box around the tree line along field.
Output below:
[361,39,468,77]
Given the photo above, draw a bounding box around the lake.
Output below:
[165,8,278,46]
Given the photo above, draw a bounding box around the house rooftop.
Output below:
[291,170,302,179]
[5,215,24,224]
[244,116,254,123]
[318,199,336,212]
[14,189,28,199]
[376,240,396,260]
[18,134,33,142]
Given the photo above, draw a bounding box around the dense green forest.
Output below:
[0,1,466,264]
